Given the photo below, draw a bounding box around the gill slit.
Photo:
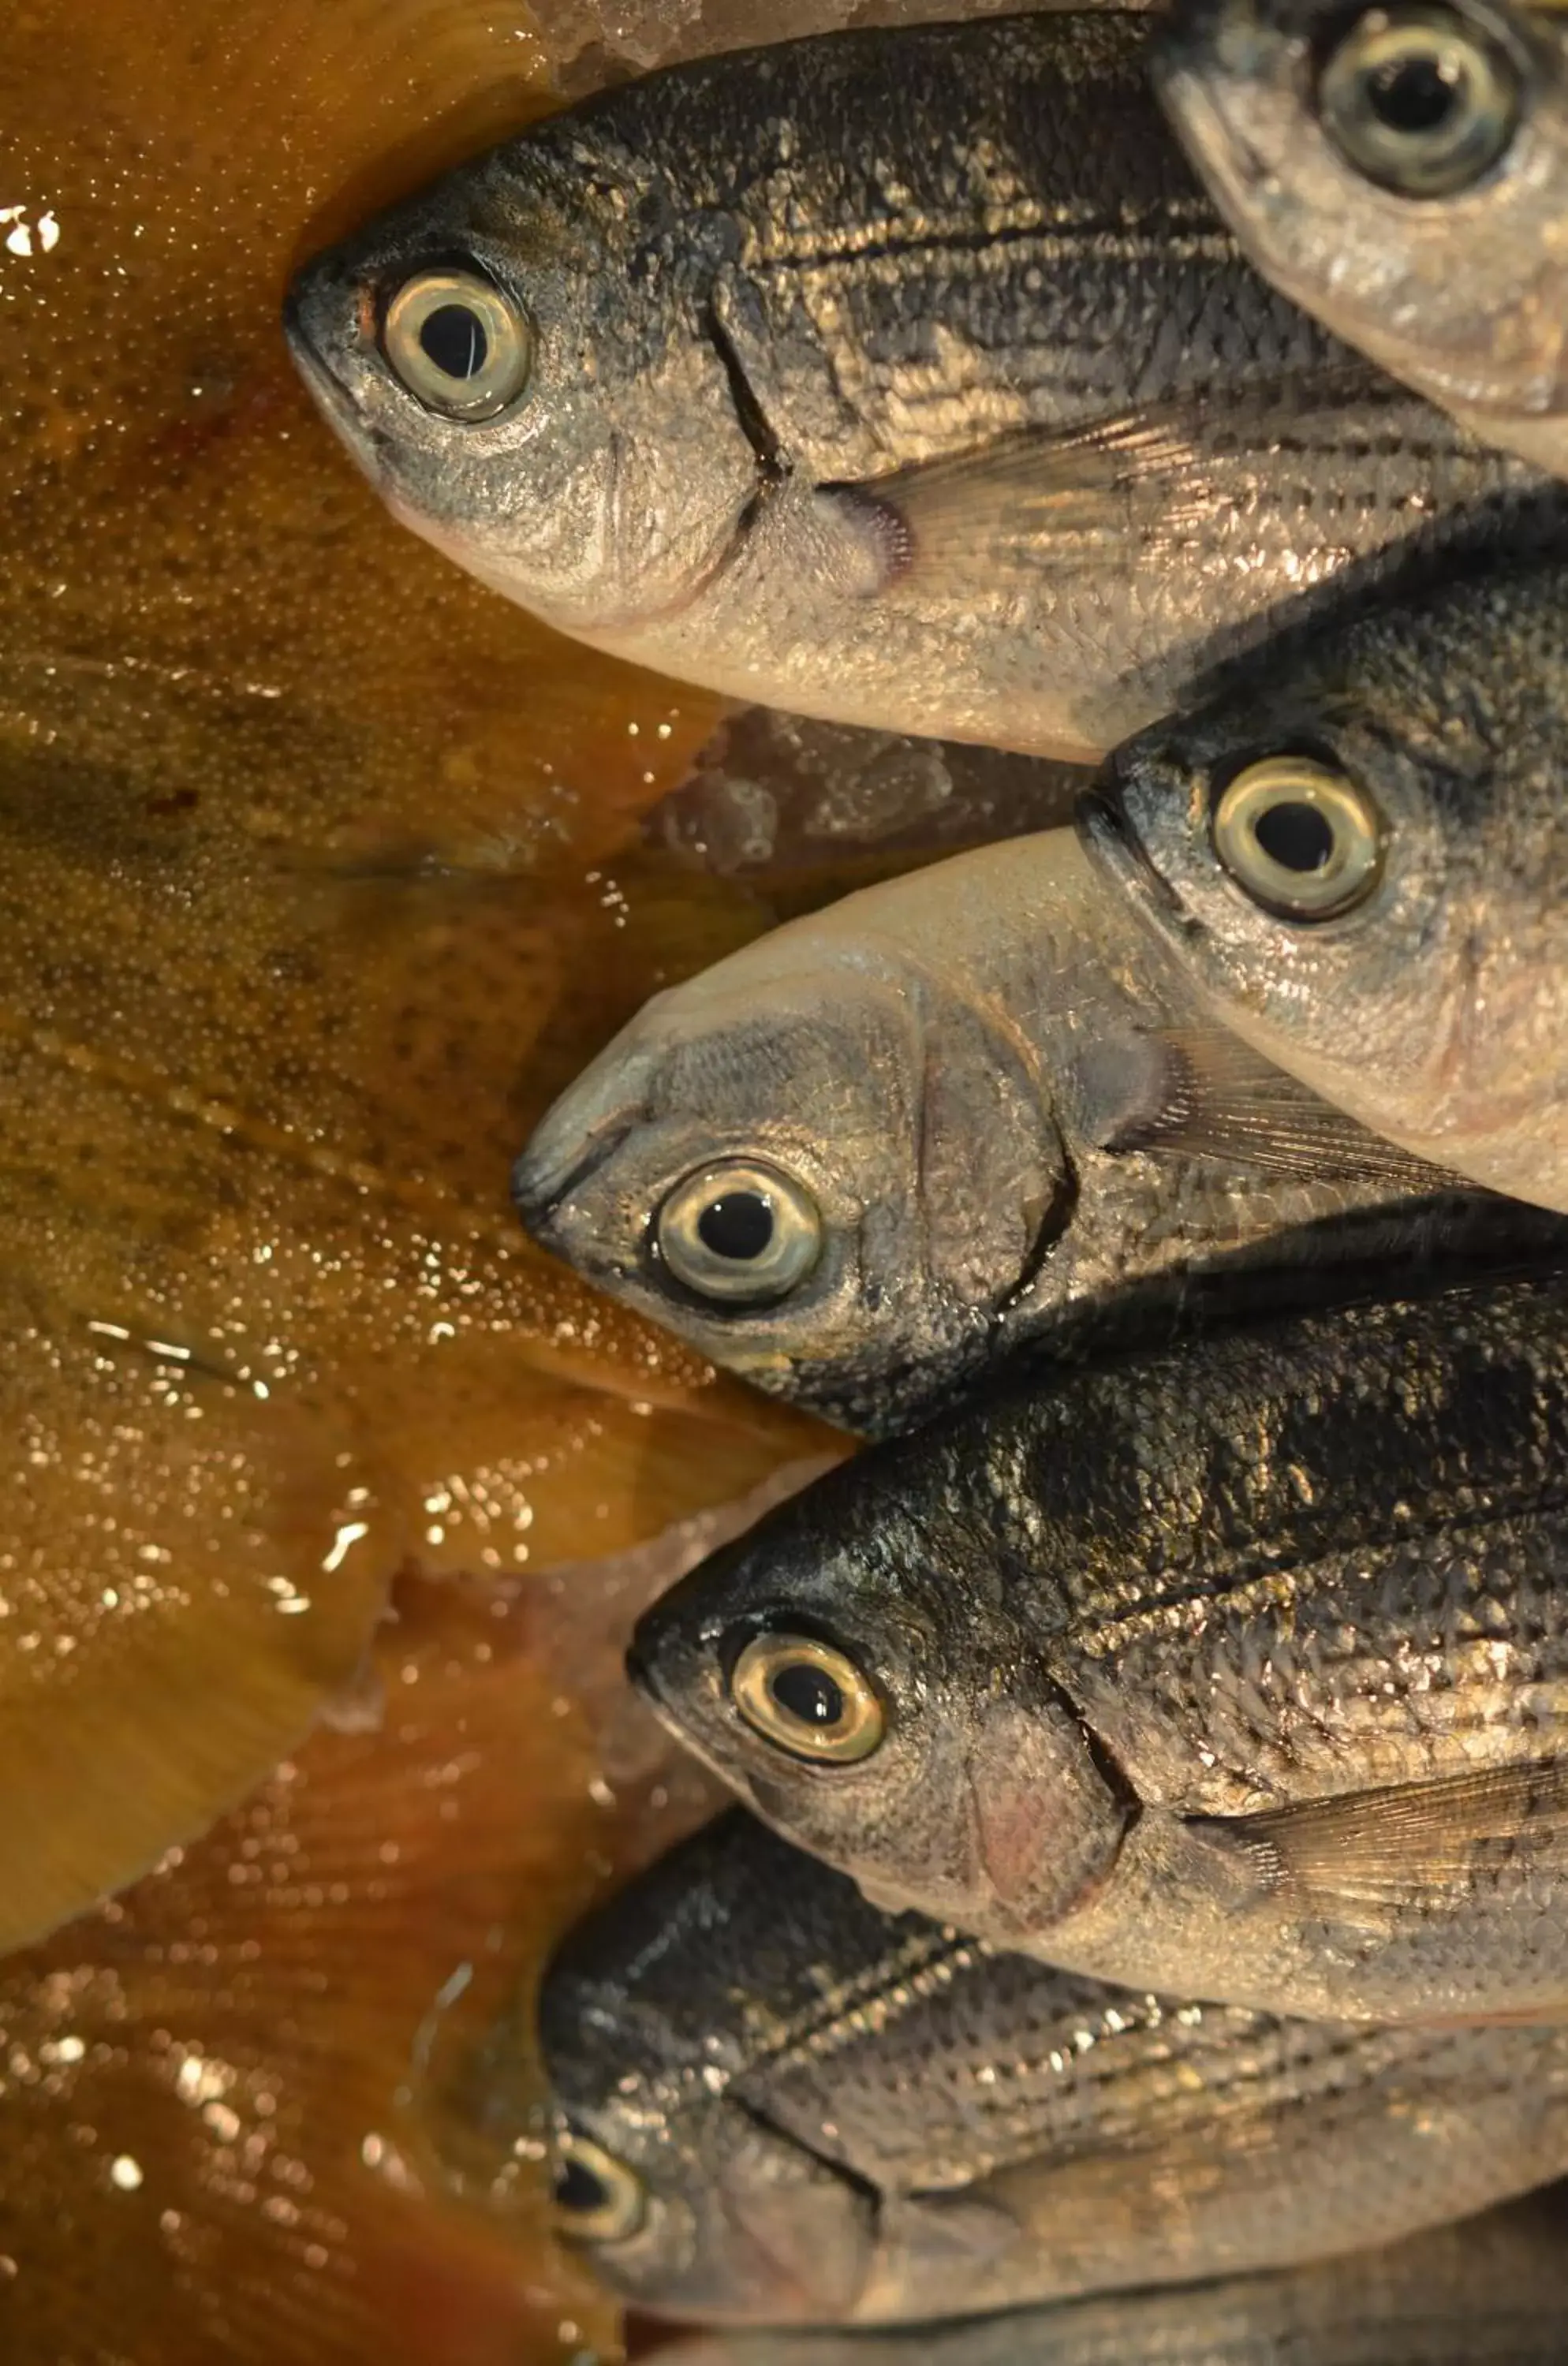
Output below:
[705,297,788,490]
[588,300,790,637]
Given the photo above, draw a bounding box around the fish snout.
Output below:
[1075,776,1189,928]
[510,1136,587,1239]
[624,1602,709,1732]
[511,1087,640,1243]
[282,256,386,462]
[512,1024,663,1242]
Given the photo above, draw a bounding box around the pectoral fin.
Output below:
[1205,1758,1568,1923]
[1077,1021,1458,1187]
[831,370,1383,596]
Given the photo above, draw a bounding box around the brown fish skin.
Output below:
[630,1273,1568,2023]
[533,1810,1568,2327]
[1081,557,1568,1213]
[284,13,1568,762]
[648,2189,1568,2366]
[1153,0,1568,480]
[513,823,1563,1439]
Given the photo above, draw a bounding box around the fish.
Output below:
[513,819,1563,1436]
[629,1271,1568,2023]
[1152,0,1568,481]
[282,13,1568,763]
[1080,554,1568,1214]
[648,2189,1568,2366]
[531,1808,1568,2326]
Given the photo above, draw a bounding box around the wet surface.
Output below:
[0,0,865,2352]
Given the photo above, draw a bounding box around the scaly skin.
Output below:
[531,1810,1568,2323]
[633,1272,1568,2020]
[286,13,1568,758]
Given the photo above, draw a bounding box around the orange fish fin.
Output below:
[0,1308,399,1952]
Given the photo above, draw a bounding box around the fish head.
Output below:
[537,1818,880,2323]
[1079,621,1478,1126]
[283,129,764,634]
[513,925,1069,1434]
[1153,0,1568,438]
[542,2094,878,2324]
[628,1453,1130,1945]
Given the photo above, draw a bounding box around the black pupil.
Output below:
[1254,799,1336,874]
[420,302,488,381]
[697,1190,774,1262]
[771,1663,846,1730]
[554,2157,609,2216]
[1368,52,1458,132]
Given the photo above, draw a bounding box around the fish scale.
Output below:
[632,1271,1568,2021]
[1086,554,1568,1211]
[285,10,1568,757]
[535,1809,1568,2323]
[647,2192,1568,2365]
[1153,0,1568,480]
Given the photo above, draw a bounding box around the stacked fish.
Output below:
[286,4,1568,2357]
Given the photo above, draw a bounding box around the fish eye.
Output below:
[1317,3,1521,196]
[381,267,533,420]
[729,1632,886,1764]
[655,1160,823,1306]
[551,2129,646,2245]
[1211,756,1383,920]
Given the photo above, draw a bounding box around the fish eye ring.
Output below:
[1212,756,1383,920]
[382,267,533,420]
[730,1632,887,1764]
[1317,2,1521,198]
[551,2129,647,2245]
[655,1159,823,1305]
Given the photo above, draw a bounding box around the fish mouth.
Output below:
[511,1112,638,1237]
[1075,782,1188,936]
[624,1617,745,1791]
[1149,0,1283,203]
[282,284,350,407]
[281,273,387,465]
[622,1621,695,1740]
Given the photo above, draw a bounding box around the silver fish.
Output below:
[514,823,1549,1436]
[649,2191,1568,2366]
[283,13,1568,761]
[534,1810,1568,2325]
[1082,556,1568,1213]
[1153,0,1568,480]
[629,1272,1568,2023]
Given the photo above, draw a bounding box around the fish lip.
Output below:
[625,1618,736,1775]
[1076,781,1188,932]
[1149,0,1284,203]
[281,274,386,455]
[1148,0,1225,77]
[282,284,347,404]
[511,1115,638,1233]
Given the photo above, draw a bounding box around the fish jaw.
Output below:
[282,267,392,494]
